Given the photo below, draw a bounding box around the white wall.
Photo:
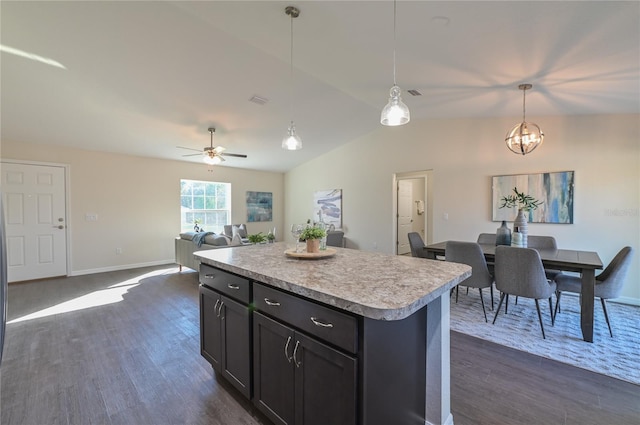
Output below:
[1,141,284,275]
[284,114,640,303]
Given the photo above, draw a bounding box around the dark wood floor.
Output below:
[2,266,638,425]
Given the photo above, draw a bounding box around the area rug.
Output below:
[449,289,640,385]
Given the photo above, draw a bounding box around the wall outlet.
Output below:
[116,248,122,255]
[85,213,98,221]
[443,212,449,221]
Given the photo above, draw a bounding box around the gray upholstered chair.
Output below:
[527,235,561,280]
[492,246,556,339]
[445,241,495,321]
[554,246,633,337]
[326,230,344,247]
[477,233,496,245]
[408,232,429,258]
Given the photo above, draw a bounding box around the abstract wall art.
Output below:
[492,171,575,224]
[246,191,273,222]
[313,189,342,228]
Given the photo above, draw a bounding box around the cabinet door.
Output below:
[253,312,295,425]
[200,285,222,370]
[294,332,357,425]
[220,295,252,398]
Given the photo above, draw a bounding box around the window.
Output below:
[180,179,231,234]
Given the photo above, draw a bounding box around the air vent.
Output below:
[249,95,269,105]
[407,89,422,96]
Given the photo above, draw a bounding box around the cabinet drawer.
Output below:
[200,264,250,304]
[253,283,358,354]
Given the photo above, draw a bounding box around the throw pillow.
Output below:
[230,233,242,246]
[238,224,248,238]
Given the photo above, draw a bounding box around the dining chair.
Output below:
[408,232,429,258]
[553,246,633,337]
[527,235,561,280]
[445,241,494,322]
[477,233,496,245]
[492,246,556,339]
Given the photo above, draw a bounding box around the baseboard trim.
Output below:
[71,260,176,276]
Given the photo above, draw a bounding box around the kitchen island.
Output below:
[195,242,470,425]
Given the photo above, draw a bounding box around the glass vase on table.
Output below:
[290,224,304,253]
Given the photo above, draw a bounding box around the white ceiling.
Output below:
[1,1,638,172]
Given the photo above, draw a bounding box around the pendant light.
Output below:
[505,84,544,155]
[282,6,303,150]
[380,0,410,126]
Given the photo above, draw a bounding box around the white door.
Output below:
[1,162,67,282]
[397,180,413,255]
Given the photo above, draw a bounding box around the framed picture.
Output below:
[313,189,342,229]
[492,171,574,223]
[246,191,272,222]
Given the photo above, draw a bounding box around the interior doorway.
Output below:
[1,161,69,282]
[394,171,431,255]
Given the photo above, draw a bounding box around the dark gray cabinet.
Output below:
[199,265,252,399]
[253,312,357,425]
[252,281,357,425]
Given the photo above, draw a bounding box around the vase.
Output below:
[306,239,320,253]
[496,220,512,246]
[513,209,528,247]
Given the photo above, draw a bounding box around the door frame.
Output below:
[393,170,432,255]
[1,159,71,280]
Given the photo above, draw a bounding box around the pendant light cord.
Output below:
[392,0,397,86]
[289,13,294,122]
[522,87,526,122]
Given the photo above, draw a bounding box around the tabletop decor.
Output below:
[284,247,337,259]
[299,225,326,253]
[499,187,542,247]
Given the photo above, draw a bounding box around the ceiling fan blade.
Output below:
[182,153,203,157]
[213,146,226,154]
[177,145,202,153]
[221,153,248,158]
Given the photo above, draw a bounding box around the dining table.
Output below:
[424,241,604,343]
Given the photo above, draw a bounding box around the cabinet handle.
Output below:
[213,299,220,313]
[204,274,215,279]
[264,298,281,307]
[284,336,293,363]
[292,340,302,368]
[217,301,224,318]
[227,283,240,290]
[310,317,334,328]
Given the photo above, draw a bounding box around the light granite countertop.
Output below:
[194,242,471,321]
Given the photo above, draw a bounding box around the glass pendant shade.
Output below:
[282,121,302,151]
[381,85,410,126]
[505,121,544,155]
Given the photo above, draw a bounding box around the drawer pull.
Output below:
[264,298,281,307]
[284,336,293,363]
[292,340,302,368]
[204,274,215,279]
[227,283,240,290]
[216,301,224,318]
[310,317,334,328]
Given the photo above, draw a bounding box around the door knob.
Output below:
[54,225,65,229]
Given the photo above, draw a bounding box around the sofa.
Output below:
[175,224,249,272]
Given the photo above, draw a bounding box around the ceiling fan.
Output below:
[178,127,248,165]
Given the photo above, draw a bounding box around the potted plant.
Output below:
[247,232,267,244]
[267,230,276,243]
[499,187,542,246]
[193,218,202,232]
[299,226,326,253]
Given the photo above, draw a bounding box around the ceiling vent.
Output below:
[249,95,269,105]
[407,89,422,96]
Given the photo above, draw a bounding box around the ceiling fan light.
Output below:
[381,85,410,126]
[282,122,303,151]
[203,154,222,165]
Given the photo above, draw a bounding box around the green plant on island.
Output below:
[247,233,268,244]
[499,187,542,211]
[267,231,276,242]
[299,226,326,241]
